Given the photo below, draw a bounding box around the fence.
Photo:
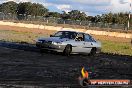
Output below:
[0,12,131,30]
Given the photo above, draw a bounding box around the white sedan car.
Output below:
[36,30,101,56]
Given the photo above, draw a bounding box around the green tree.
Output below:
[17,2,48,16]
[61,11,70,20]
[68,10,87,20]
[0,1,17,14]
[46,12,61,18]
[99,12,129,25]
[95,15,101,22]
[86,16,94,22]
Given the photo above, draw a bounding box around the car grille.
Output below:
[47,41,52,44]
[40,40,52,44]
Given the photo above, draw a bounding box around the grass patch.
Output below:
[102,40,132,56]
[0,30,49,44]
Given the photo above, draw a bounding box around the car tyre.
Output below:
[90,47,96,56]
[63,45,72,56]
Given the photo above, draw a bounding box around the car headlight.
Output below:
[36,40,42,43]
[52,42,57,45]
[52,42,62,45]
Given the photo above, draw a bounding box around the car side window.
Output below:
[85,34,96,42]
[75,33,84,41]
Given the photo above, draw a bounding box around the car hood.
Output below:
[38,37,70,42]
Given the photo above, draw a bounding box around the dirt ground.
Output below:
[0,41,132,88]
[0,25,56,35]
[0,25,132,87]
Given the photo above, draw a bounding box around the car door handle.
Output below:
[91,43,93,45]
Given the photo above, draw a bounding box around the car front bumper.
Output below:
[36,42,65,52]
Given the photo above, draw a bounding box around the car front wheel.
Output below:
[63,45,72,56]
[90,47,96,56]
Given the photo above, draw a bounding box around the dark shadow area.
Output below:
[0,40,39,52]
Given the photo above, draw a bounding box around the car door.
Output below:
[71,33,88,53]
[83,34,94,53]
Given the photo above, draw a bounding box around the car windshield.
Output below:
[52,31,77,39]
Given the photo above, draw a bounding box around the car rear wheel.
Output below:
[90,47,96,56]
[63,45,72,56]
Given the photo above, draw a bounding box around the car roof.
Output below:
[59,30,85,34]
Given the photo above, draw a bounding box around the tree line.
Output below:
[0,1,131,25]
